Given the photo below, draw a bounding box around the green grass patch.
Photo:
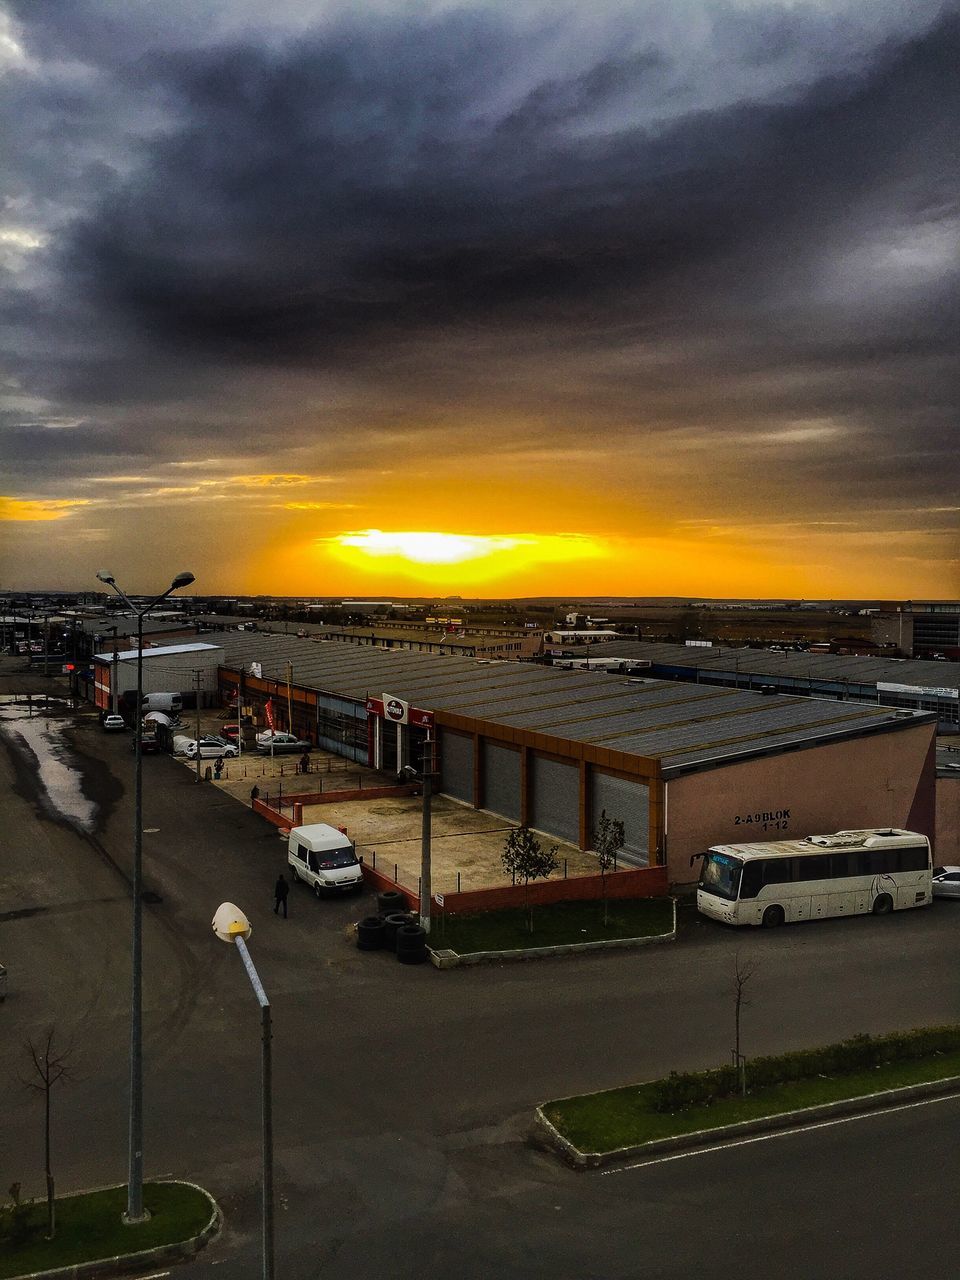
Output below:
[434,897,673,954]
[543,1049,960,1154]
[0,1181,213,1279]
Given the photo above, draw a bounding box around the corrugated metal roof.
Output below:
[94,643,222,661]
[561,638,960,690]
[217,633,933,774]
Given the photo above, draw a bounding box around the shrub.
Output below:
[651,1025,960,1112]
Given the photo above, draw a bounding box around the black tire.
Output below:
[873,893,893,915]
[357,917,386,951]
[377,890,405,916]
[396,925,428,964]
[383,911,416,948]
[761,905,785,929]
[314,880,325,900]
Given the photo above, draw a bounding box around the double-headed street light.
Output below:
[96,569,195,1224]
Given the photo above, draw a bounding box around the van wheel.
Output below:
[314,881,324,900]
[872,894,893,915]
[761,906,785,929]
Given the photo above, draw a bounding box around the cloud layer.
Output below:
[0,1,957,594]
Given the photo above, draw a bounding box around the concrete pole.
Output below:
[419,733,433,934]
[195,671,202,783]
[235,936,275,1280]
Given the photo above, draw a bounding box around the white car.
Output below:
[102,714,126,732]
[932,867,960,899]
[183,737,239,759]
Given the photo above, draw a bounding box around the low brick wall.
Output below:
[434,865,668,914]
[359,863,668,915]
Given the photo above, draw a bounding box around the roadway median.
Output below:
[536,1026,960,1168]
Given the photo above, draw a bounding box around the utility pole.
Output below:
[111,629,120,716]
[43,614,50,678]
[195,670,202,783]
[420,734,433,934]
[286,662,293,737]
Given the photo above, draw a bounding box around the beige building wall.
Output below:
[665,722,937,885]
[936,776,960,864]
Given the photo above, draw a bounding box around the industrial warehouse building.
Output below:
[214,633,937,885]
[551,639,960,731]
[91,642,223,709]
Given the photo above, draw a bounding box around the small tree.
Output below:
[22,1029,75,1240]
[592,809,625,927]
[731,953,758,1096]
[501,826,560,933]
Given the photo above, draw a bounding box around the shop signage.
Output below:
[366,695,435,728]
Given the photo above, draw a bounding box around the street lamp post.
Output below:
[404,731,433,934]
[96,570,195,1225]
[212,903,275,1280]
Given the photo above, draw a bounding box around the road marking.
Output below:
[135,1272,170,1278]
[600,1091,960,1175]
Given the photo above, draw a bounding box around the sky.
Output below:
[0,0,958,600]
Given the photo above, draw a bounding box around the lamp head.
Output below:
[212,902,252,943]
[171,571,195,590]
[96,570,116,585]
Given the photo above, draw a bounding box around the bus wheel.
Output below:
[872,894,893,915]
[761,906,784,928]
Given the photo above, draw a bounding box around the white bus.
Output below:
[694,828,932,928]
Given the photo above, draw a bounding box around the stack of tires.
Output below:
[354,890,428,964]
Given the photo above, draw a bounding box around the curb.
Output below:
[428,899,676,967]
[4,1180,222,1280]
[534,1073,960,1169]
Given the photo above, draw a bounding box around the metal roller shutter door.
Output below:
[439,730,473,804]
[482,742,521,822]
[590,772,649,865]
[529,755,580,845]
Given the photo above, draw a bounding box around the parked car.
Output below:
[183,737,239,759]
[255,732,312,754]
[102,714,126,732]
[137,733,160,754]
[932,867,960,899]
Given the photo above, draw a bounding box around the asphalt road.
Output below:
[1,673,958,1278]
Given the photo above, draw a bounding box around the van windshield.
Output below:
[699,852,742,901]
[318,850,357,869]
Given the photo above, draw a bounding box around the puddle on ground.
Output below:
[0,694,97,832]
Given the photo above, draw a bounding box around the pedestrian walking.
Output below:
[299,751,310,776]
[214,756,224,780]
[250,784,260,806]
[273,873,289,918]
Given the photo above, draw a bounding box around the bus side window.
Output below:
[900,846,929,872]
[798,855,831,882]
[763,858,794,884]
[740,863,763,899]
[830,853,856,879]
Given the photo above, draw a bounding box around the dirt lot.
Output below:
[300,792,599,896]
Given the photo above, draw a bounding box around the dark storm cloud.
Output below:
[1,0,957,520]
[55,8,958,377]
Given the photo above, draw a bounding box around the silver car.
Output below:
[932,867,960,899]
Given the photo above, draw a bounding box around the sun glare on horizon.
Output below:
[322,529,605,584]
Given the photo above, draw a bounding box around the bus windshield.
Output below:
[699,852,743,901]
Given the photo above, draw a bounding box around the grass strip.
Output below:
[433,897,673,954]
[0,1181,213,1279]
[543,1049,960,1154]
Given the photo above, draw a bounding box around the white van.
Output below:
[287,824,364,896]
[142,692,182,715]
